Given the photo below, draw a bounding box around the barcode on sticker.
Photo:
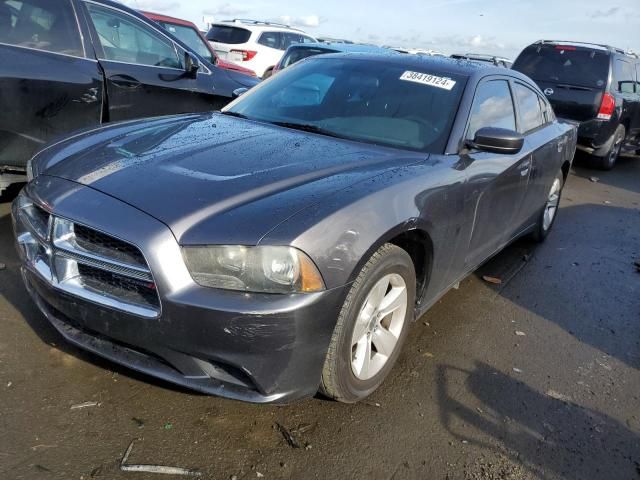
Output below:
[400,71,456,90]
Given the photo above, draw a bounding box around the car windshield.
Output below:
[159,21,215,63]
[513,46,610,89]
[224,57,466,153]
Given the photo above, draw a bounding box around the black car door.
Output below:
[80,1,229,122]
[463,77,531,268]
[0,0,103,169]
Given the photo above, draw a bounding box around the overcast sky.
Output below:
[121,0,640,58]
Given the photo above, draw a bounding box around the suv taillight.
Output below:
[230,49,257,61]
[597,93,615,121]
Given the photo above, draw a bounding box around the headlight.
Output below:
[182,246,325,294]
[26,156,36,182]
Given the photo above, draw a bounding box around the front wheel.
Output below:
[531,171,564,243]
[320,244,416,403]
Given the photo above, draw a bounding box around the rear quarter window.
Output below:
[513,46,610,89]
[207,25,251,44]
[613,59,635,93]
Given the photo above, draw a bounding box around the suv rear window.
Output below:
[207,25,251,44]
[513,45,610,89]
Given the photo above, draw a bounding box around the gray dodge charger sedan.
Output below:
[13,54,577,403]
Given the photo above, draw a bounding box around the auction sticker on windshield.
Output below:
[400,71,456,90]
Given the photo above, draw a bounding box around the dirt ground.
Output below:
[1,154,639,480]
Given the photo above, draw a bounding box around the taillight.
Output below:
[230,49,257,61]
[597,93,615,120]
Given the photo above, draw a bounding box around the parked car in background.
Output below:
[0,0,259,195]
[273,42,394,74]
[450,53,513,68]
[392,47,447,57]
[141,11,257,77]
[16,54,576,404]
[206,19,317,78]
[513,40,640,169]
[316,36,354,44]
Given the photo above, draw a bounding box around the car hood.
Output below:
[39,113,426,245]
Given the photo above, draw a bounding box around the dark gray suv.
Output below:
[513,40,640,170]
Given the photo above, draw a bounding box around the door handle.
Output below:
[109,75,141,89]
[518,157,532,177]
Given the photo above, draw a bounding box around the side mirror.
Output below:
[467,127,524,154]
[184,51,200,78]
[232,87,249,98]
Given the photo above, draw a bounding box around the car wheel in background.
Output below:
[597,125,625,171]
[532,171,564,243]
[262,67,274,79]
[320,244,416,403]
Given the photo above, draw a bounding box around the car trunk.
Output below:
[206,25,251,63]
[513,45,610,122]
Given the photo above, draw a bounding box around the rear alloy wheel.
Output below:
[532,171,564,243]
[598,125,625,171]
[320,244,416,403]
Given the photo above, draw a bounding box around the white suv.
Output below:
[206,20,317,79]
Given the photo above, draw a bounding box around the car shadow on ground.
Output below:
[476,202,640,371]
[572,152,640,195]
[436,361,640,480]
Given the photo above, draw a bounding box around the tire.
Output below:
[320,243,416,403]
[262,68,274,79]
[531,171,564,243]
[596,125,625,171]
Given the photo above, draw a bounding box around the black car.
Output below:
[513,40,640,170]
[15,54,577,403]
[0,0,259,195]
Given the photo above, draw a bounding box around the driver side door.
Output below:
[463,78,532,269]
[81,2,225,121]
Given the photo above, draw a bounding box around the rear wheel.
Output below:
[320,244,416,403]
[531,171,564,243]
[262,67,274,79]
[596,125,625,171]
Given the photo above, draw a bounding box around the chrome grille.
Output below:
[74,224,147,267]
[14,194,160,318]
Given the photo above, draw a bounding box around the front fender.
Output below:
[260,156,468,300]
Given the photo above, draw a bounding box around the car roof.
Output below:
[212,20,308,33]
[314,52,522,78]
[140,11,197,28]
[287,43,392,54]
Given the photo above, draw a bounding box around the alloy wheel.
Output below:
[350,273,408,380]
[543,177,562,231]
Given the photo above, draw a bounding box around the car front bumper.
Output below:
[13,176,347,403]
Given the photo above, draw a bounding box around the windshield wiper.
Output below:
[221,111,249,119]
[271,121,346,139]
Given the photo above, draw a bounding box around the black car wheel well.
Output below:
[388,230,433,307]
[561,160,571,182]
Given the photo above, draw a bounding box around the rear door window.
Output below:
[0,0,83,56]
[513,45,610,89]
[466,80,516,140]
[87,4,181,69]
[258,31,282,50]
[514,83,545,133]
[613,59,635,93]
[206,25,251,44]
